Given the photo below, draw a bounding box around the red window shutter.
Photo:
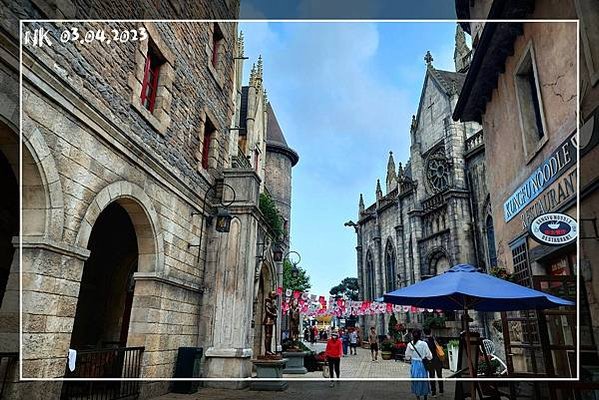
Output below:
[140,56,151,106]
[212,39,220,67]
[147,63,160,112]
[202,129,212,169]
[140,52,162,113]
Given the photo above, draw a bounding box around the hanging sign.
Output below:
[529,212,578,246]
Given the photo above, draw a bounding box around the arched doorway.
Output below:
[0,131,18,308]
[70,201,138,349]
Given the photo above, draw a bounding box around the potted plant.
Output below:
[380,339,394,360]
[447,339,459,372]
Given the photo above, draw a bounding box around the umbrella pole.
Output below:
[464,307,476,400]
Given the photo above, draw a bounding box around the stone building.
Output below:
[0,1,298,399]
[350,30,493,337]
[454,0,597,387]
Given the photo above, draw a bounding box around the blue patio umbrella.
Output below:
[382,264,574,311]
[382,264,574,386]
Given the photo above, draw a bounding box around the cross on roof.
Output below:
[424,51,433,65]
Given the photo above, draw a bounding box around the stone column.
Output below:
[20,237,89,379]
[275,258,283,352]
[203,168,261,387]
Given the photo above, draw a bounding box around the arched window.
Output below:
[385,240,397,292]
[486,215,497,268]
[366,251,375,300]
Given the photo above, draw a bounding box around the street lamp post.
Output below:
[272,245,302,351]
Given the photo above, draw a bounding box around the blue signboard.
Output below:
[503,134,577,222]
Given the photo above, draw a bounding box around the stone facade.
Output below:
[0,1,298,399]
[352,36,489,338]
[455,0,595,382]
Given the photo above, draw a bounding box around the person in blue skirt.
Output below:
[404,328,433,400]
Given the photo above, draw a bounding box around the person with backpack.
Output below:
[404,328,433,400]
[423,328,444,397]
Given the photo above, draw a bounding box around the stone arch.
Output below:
[76,181,164,274]
[17,126,65,238]
[424,247,452,277]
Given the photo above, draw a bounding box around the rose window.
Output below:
[426,148,450,192]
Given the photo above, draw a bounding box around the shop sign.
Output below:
[503,133,577,222]
[529,212,578,246]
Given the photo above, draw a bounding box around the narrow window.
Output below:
[486,215,497,268]
[202,119,216,169]
[527,70,544,140]
[140,45,163,113]
[212,23,224,68]
[515,44,547,158]
[254,149,260,171]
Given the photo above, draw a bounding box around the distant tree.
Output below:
[329,277,359,300]
[283,260,311,292]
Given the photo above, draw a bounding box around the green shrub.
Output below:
[259,192,284,240]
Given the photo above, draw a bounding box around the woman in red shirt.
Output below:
[325,331,343,387]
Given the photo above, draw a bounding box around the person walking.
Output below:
[423,328,444,397]
[348,328,358,355]
[368,326,379,361]
[311,325,317,344]
[341,328,349,356]
[325,331,343,387]
[405,328,433,400]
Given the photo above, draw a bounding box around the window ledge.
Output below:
[130,88,170,135]
[525,134,549,165]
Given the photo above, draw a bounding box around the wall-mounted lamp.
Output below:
[189,182,236,249]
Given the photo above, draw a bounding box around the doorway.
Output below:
[70,202,138,349]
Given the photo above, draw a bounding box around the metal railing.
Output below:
[61,346,144,400]
[0,352,17,398]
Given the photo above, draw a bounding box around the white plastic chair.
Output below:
[482,338,508,375]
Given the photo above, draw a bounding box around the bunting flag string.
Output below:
[276,287,439,318]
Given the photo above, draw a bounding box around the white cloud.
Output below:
[241,22,413,186]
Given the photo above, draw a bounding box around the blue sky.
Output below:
[240,22,458,296]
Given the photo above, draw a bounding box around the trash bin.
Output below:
[172,347,203,394]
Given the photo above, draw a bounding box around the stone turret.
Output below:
[264,103,299,243]
[454,24,471,73]
[376,179,383,201]
[359,193,365,214]
[386,151,398,193]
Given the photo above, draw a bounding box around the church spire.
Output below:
[359,193,365,214]
[454,24,471,73]
[376,179,383,201]
[398,161,404,181]
[386,151,397,193]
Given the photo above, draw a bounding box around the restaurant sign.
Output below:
[529,212,578,246]
[503,133,577,222]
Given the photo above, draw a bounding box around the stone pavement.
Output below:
[151,341,455,400]
[294,341,418,378]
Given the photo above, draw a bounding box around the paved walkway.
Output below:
[296,341,416,379]
[151,341,454,400]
